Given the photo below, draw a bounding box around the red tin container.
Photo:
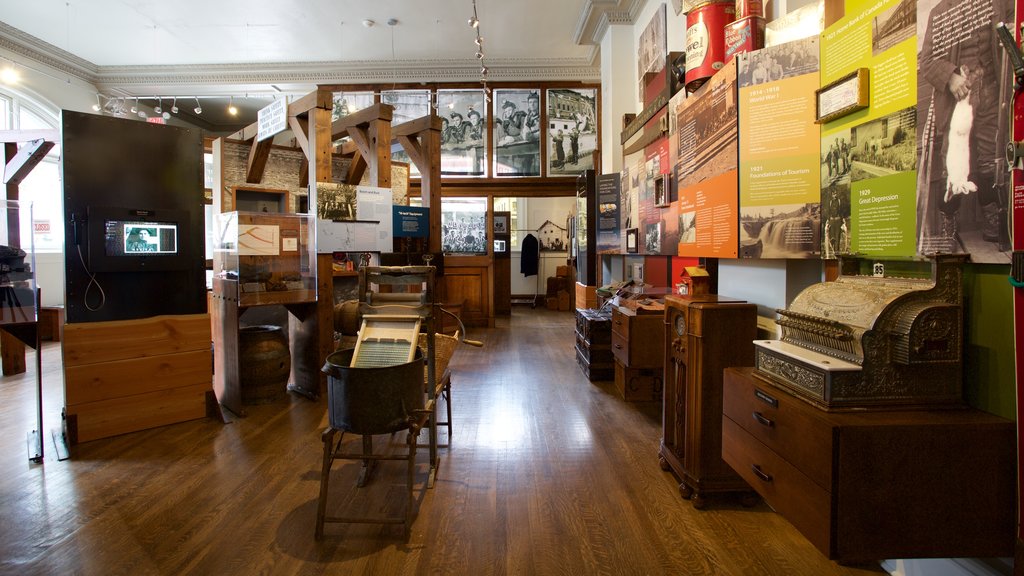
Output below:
[724,15,766,64]
[685,1,736,93]
[735,0,764,19]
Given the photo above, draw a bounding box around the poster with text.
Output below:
[676,170,740,258]
[669,60,738,192]
[738,37,822,258]
[820,0,918,258]
[916,0,1012,263]
[597,173,622,252]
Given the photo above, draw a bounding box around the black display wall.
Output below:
[61,111,206,323]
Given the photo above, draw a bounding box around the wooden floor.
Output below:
[0,307,887,575]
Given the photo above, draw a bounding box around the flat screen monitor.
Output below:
[87,206,192,272]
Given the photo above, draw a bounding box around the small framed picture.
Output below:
[493,215,508,234]
[654,174,671,207]
[626,228,639,253]
[816,68,869,124]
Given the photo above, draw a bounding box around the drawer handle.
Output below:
[751,464,773,483]
[752,411,774,428]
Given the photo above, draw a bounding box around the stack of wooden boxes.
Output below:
[574,308,613,381]
[545,265,572,311]
[611,304,664,401]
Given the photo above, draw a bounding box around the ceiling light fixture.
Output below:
[92,94,102,112]
[0,64,19,85]
[194,97,202,115]
[468,0,490,101]
[154,98,163,114]
[130,98,139,114]
[227,96,238,116]
[170,97,178,114]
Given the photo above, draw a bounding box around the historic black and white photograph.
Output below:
[439,89,487,177]
[537,219,568,252]
[872,0,915,56]
[644,221,662,253]
[441,207,487,255]
[850,108,916,180]
[546,88,597,175]
[331,91,375,121]
[316,182,357,221]
[916,0,1012,261]
[493,89,542,176]
[637,3,667,99]
[737,37,820,88]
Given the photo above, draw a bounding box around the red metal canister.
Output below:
[735,0,763,19]
[685,1,736,93]
[724,15,766,64]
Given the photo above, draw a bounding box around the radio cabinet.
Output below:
[659,295,757,508]
[722,367,1016,562]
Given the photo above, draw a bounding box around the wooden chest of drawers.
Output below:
[659,295,757,508]
[610,306,664,400]
[722,367,1016,562]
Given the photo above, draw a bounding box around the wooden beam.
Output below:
[4,138,54,186]
[298,157,309,189]
[288,116,309,159]
[310,106,333,184]
[346,150,366,185]
[392,116,440,138]
[397,135,425,171]
[346,127,373,162]
[245,138,273,184]
[0,129,59,144]
[330,103,393,141]
[338,140,359,156]
[289,90,332,117]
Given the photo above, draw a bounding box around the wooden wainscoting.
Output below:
[442,256,491,327]
[63,314,213,444]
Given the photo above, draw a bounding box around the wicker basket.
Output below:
[418,332,460,393]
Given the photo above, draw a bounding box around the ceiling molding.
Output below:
[0,21,98,83]
[1,22,600,96]
[573,0,648,47]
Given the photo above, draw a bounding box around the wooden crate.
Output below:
[614,363,663,402]
[63,314,212,444]
[575,282,597,310]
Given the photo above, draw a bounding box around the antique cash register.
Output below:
[753,254,967,410]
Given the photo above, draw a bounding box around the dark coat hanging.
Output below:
[521,233,539,277]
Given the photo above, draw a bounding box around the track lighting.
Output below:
[154,98,162,114]
[468,16,478,28]
[130,98,138,114]
[194,97,202,115]
[227,97,237,116]
[170,97,178,114]
[92,94,102,112]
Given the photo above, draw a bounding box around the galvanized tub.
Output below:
[321,348,425,435]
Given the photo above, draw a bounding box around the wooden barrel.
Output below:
[239,325,291,404]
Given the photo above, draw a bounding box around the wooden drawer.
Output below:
[611,307,630,340]
[723,368,832,490]
[722,417,832,555]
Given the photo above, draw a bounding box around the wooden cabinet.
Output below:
[659,295,756,508]
[610,306,663,401]
[722,367,1016,562]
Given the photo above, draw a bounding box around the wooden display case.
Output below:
[722,367,1015,562]
[659,294,757,508]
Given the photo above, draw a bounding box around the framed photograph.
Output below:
[546,88,597,176]
[438,89,487,177]
[626,228,639,253]
[493,214,508,234]
[816,68,869,124]
[493,88,542,176]
[654,173,670,207]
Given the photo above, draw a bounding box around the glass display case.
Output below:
[213,211,316,306]
[1,200,36,324]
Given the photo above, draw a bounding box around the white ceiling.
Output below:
[0,0,645,130]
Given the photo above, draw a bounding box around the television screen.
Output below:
[104,220,178,256]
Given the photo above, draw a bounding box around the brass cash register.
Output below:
[753,254,967,410]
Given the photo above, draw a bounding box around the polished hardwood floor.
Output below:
[0,307,887,575]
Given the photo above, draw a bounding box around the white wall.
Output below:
[509,197,575,295]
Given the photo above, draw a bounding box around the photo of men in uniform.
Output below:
[438,89,487,176]
[494,89,541,176]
